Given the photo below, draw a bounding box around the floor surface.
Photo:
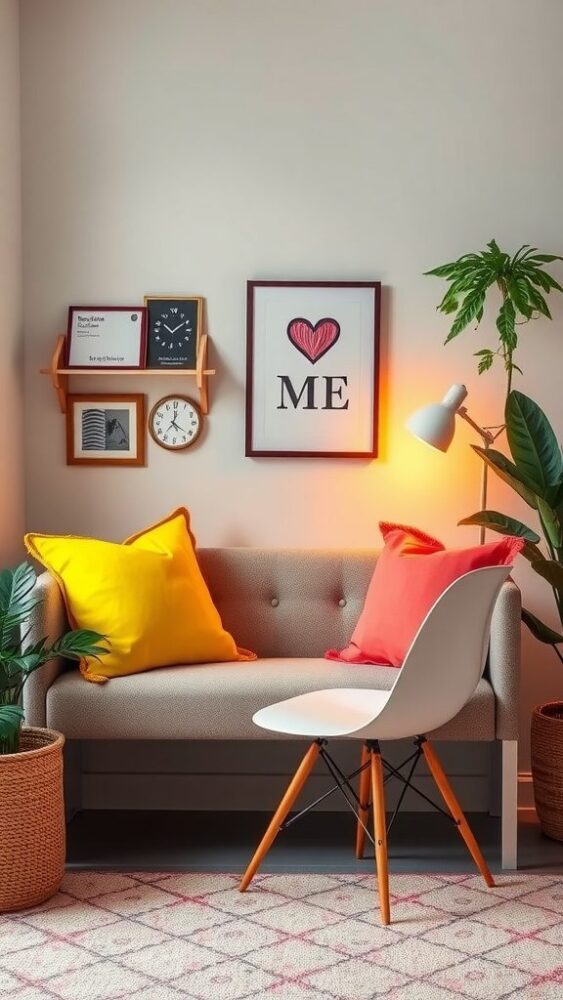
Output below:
[66,810,563,874]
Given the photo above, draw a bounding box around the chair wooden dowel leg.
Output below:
[371,749,391,925]
[239,741,321,892]
[421,740,495,888]
[355,744,371,859]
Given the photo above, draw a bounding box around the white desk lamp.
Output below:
[406,384,504,544]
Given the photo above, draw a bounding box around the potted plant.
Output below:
[457,391,563,839]
[426,241,563,838]
[0,562,106,911]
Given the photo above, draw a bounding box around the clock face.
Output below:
[149,395,203,451]
[145,298,201,369]
[153,306,192,352]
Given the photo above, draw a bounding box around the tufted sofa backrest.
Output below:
[197,548,379,658]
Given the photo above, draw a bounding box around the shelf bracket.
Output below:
[40,334,68,413]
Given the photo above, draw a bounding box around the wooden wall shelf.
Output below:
[40,334,216,414]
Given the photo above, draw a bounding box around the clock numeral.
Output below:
[182,435,187,442]
[157,428,163,437]
[171,307,178,314]
[173,437,177,445]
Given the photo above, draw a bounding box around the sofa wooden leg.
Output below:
[422,740,495,888]
[239,741,321,892]
[371,747,390,925]
[355,744,371,859]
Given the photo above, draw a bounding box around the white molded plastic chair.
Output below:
[240,565,511,924]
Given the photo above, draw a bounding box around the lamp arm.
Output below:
[457,407,495,447]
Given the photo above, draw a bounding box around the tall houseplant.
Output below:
[458,391,563,840]
[426,239,563,394]
[0,561,106,912]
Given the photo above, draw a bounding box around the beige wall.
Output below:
[0,0,24,565]
[20,0,563,767]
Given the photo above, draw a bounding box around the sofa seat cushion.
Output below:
[46,658,495,741]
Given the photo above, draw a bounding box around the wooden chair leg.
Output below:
[239,741,321,892]
[421,740,495,888]
[371,748,391,925]
[355,744,371,859]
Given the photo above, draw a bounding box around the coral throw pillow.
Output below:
[326,522,523,668]
[25,508,256,683]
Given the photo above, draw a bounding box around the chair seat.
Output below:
[254,688,392,737]
[46,657,495,741]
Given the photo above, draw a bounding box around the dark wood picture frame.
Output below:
[66,306,147,369]
[246,280,381,458]
[66,393,146,467]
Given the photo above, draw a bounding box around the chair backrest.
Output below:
[367,566,511,741]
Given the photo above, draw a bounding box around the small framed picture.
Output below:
[66,394,145,466]
[144,296,203,369]
[66,307,147,369]
[246,280,381,458]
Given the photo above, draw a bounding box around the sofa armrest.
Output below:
[488,580,522,740]
[22,571,68,728]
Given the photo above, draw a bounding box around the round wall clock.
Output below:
[148,395,203,451]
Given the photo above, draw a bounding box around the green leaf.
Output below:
[0,704,24,741]
[521,265,561,294]
[532,559,563,591]
[525,282,552,318]
[49,630,109,663]
[458,510,540,542]
[537,497,563,549]
[474,349,494,374]
[496,298,517,350]
[444,289,486,343]
[506,391,563,499]
[507,277,532,319]
[471,445,539,508]
[521,607,563,645]
[521,540,548,563]
[526,254,563,263]
[0,563,39,649]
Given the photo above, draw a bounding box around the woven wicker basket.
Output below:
[0,728,66,912]
[531,702,563,842]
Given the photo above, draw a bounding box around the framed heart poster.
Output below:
[246,280,381,458]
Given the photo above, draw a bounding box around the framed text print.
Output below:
[67,307,147,369]
[246,280,380,458]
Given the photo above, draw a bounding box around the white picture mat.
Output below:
[251,285,376,453]
[68,310,144,367]
[73,401,138,459]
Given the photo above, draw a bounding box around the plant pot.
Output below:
[531,702,563,842]
[0,727,65,912]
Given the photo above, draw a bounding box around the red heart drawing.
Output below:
[287,317,341,364]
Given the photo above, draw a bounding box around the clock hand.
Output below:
[163,324,174,333]
[169,323,184,334]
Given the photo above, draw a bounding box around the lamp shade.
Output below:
[406,384,468,453]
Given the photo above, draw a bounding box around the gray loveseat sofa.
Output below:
[23,548,521,868]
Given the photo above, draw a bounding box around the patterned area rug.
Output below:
[1,872,563,1000]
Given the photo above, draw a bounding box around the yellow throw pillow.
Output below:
[25,508,255,683]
